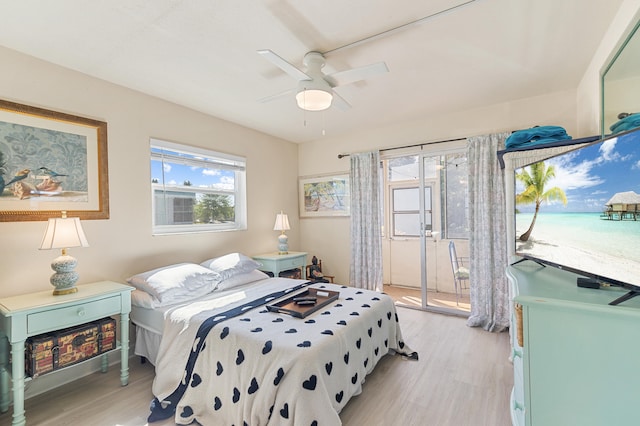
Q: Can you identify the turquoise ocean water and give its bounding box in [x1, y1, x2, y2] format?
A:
[515, 212, 640, 263]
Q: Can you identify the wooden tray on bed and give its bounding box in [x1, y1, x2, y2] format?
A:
[267, 288, 339, 318]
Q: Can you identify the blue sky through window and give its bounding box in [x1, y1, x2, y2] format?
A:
[516, 133, 640, 213]
[151, 148, 235, 191]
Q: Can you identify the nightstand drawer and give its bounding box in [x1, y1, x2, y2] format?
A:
[277, 257, 303, 270]
[27, 295, 121, 335]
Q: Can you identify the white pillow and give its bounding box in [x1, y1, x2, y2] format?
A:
[215, 269, 269, 292]
[130, 289, 158, 309]
[126, 263, 221, 306]
[200, 253, 261, 281]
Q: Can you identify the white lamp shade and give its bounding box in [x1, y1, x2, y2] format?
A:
[39, 217, 90, 250]
[296, 89, 333, 111]
[273, 213, 290, 232]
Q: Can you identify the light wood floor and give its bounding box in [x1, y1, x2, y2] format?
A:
[384, 284, 471, 313]
[0, 308, 512, 426]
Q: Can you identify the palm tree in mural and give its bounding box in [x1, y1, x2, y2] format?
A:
[515, 161, 567, 242]
[304, 180, 346, 211]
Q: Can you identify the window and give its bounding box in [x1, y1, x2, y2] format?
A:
[150, 138, 246, 235]
[384, 151, 468, 239]
[390, 186, 432, 237]
[172, 197, 194, 224]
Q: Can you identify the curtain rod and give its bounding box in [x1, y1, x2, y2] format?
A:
[337, 137, 467, 159]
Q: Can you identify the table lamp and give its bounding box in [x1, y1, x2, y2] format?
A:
[39, 211, 90, 295]
[273, 211, 290, 254]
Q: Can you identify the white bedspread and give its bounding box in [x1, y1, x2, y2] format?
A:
[149, 278, 416, 425]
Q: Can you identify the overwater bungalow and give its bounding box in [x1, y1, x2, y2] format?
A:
[603, 191, 640, 220]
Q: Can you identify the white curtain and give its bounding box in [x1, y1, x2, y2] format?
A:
[349, 151, 383, 292]
[466, 133, 510, 332]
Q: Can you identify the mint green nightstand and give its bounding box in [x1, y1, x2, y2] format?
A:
[0, 281, 132, 426]
[253, 252, 308, 280]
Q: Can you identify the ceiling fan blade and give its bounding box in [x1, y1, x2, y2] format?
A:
[258, 87, 297, 104]
[325, 61, 389, 87]
[257, 49, 311, 81]
[331, 90, 351, 111]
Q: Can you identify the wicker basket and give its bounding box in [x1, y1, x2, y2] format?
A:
[515, 303, 524, 347]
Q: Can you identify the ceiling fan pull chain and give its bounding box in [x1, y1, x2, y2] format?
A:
[322, 111, 326, 136]
[303, 94, 307, 127]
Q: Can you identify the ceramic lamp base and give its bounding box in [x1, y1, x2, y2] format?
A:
[50, 254, 79, 295]
[277, 233, 289, 255]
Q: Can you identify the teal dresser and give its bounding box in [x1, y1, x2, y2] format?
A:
[507, 262, 640, 426]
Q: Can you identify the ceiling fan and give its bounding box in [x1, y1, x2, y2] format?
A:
[257, 49, 389, 111]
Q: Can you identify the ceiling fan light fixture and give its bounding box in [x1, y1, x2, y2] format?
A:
[296, 88, 333, 111]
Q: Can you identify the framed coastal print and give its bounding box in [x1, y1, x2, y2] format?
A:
[299, 174, 350, 217]
[0, 99, 109, 221]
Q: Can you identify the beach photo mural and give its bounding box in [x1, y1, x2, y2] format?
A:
[514, 130, 640, 287]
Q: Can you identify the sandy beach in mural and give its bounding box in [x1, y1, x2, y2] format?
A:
[515, 213, 640, 287]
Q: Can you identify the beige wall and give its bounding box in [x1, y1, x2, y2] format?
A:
[0, 46, 300, 298]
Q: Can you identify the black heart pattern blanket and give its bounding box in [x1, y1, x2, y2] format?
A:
[148, 279, 417, 425]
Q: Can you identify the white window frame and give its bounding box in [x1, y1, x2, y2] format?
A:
[150, 138, 247, 235]
[382, 147, 467, 240]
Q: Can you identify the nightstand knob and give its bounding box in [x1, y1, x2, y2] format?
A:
[77, 308, 86, 317]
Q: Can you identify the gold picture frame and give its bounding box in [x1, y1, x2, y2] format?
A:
[299, 174, 350, 218]
[0, 99, 109, 221]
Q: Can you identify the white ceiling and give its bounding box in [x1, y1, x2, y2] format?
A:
[0, 0, 624, 143]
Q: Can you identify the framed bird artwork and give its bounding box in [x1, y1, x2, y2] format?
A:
[0, 99, 109, 221]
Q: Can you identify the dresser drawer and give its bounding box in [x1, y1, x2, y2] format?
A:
[27, 295, 121, 335]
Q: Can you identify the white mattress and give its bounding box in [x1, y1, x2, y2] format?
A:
[130, 290, 167, 335]
[130, 277, 307, 364]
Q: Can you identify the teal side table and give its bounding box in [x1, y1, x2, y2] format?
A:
[0, 281, 132, 426]
[252, 252, 308, 280]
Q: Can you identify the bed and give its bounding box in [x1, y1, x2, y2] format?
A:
[128, 254, 417, 425]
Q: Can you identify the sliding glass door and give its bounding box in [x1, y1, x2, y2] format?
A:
[383, 150, 470, 314]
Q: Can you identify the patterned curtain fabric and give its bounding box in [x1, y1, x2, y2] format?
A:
[349, 151, 383, 292]
[466, 133, 510, 332]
